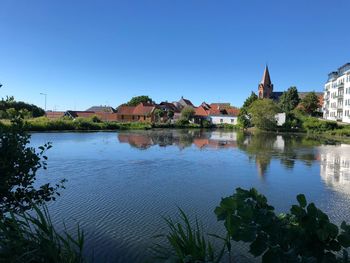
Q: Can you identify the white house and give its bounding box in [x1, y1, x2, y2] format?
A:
[209, 115, 238, 125]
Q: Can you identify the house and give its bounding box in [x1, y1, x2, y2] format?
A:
[64, 111, 96, 118]
[116, 102, 156, 122]
[86, 106, 116, 113]
[45, 111, 65, 119]
[193, 103, 239, 125]
[64, 110, 118, 121]
[172, 96, 195, 111]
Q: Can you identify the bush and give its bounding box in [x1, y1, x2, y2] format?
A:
[302, 117, 338, 133]
[215, 188, 350, 263]
[175, 119, 190, 127]
[0, 117, 65, 214]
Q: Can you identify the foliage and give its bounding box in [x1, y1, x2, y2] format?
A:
[0, 117, 65, 214]
[167, 110, 175, 119]
[0, 97, 45, 119]
[300, 92, 320, 116]
[0, 204, 85, 263]
[180, 106, 195, 121]
[89, 115, 102, 123]
[302, 116, 339, 133]
[248, 99, 279, 130]
[152, 208, 224, 263]
[154, 108, 165, 122]
[238, 92, 258, 129]
[278, 86, 300, 113]
[215, 187, 350, 263]
[126, 95, 154, 106]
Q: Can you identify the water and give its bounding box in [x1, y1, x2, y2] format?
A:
[30, 129, 350, 262]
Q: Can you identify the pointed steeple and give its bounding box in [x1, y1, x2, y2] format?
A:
[261, 65, 271, 85]
[258, 65, 274, 99]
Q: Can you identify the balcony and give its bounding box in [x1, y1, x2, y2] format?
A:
[338, 82, 344, 89]
[337, 104, 343, 109]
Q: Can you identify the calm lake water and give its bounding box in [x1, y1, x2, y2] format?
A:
[30, 129, 350, 262]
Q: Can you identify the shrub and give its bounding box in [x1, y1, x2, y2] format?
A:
[215, 188, 350, 263]
[0, 117, 65, 214]
[302, 117, 338, 133]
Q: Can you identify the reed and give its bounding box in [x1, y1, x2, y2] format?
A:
[0, 204, 85, 263]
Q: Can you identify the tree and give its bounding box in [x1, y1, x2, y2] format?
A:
[180, 106, 195, 122]
[238, 92, 258, 129]
[154, 108, 165, 122]
[300, 92, 320, 116]
[0, 117, 65, 214]
[0, 97, 45, 118]
[248, 99, 279, 130]
[278, 86, 300, 113]
[167, 110, 174, 119]
[126, 95, 154, 106]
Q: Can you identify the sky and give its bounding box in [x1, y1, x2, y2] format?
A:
[0, 0, 349, 111]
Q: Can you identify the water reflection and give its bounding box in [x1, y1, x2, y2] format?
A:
[320, 145, 350, 192]
[118, 129, 343, 178]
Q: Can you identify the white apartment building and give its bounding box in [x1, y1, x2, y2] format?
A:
[323, 63, 350, 123]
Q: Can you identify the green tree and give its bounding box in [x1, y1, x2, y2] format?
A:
[167, 110, 174, 119]
[278, 86, 300, 113]
[248, 99, 279, 130]
[0, 117, 65, 214]
[0, 97, 45, 118]
[154, 108, 165, 122]
[238, 92, 258, 129]
[180, 106, 195, 121]
[126, 95, 154, 106]
[300, 92, 320, 116]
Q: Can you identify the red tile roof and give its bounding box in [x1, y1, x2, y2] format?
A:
[117, 103, 155, 116]
[226, 108, 240, 116]
[194, 106, 209, 117]
[117, 106, 136, 115]
[133, 103, 155, 116]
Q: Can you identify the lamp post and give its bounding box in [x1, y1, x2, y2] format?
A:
[40, 93, 47, 111]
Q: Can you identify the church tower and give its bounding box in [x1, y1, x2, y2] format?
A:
[258, 65, 273, 99]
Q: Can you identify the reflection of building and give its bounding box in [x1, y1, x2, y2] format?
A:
[193, 131, 237, 149]
[319, 145, 350, 190]
[117, 130, 238, 150]
[118, 133, 153, 149]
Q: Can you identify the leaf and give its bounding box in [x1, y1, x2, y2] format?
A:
[249, 234, 268, 256]
[296, 194, 307, 208]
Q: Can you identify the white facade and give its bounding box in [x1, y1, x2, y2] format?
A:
[323, 63, 350, 123]
[209, 115, 238, 125]
[275, 113, 286, 126]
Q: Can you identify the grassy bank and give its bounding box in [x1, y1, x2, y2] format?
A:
[0, 117, 204, 131]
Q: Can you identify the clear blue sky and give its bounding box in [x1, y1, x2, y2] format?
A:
[0, 0, 349, 111]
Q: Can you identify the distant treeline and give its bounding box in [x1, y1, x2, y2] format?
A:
[0, 97, 45, 119]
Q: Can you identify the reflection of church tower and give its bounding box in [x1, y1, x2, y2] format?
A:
[258, 66, 274, 99]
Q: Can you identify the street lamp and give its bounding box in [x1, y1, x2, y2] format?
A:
[40, 93, 47, 111]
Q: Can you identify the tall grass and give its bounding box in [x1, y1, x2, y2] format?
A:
[0, 204, 85, 263]
[152, 208, 225, 263]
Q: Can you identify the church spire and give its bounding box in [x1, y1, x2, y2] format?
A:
[261, 65, 271, 86]
[258, 65, 274, 99]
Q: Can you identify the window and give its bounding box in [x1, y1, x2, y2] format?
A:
[121, 115, 124, 120]
[220, 119, 223, 123]
[231, 119, 234, 123]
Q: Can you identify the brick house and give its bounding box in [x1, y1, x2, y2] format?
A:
[116, 102, 156, 122]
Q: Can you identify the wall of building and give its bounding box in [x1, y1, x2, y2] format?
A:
[323, 65, 350, 123]
[209, 116, 238, 125]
